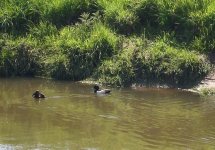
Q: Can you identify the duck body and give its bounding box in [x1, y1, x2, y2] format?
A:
[32, 90, 45, 99]
[94, 85, 111, 94]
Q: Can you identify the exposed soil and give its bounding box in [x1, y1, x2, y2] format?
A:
[194, 52, 215, 90]
[198, 71, 215, 88]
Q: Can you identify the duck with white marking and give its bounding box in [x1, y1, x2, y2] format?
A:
[93, 85, 111, 94]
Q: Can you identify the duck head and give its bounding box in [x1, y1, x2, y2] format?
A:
[32, 90, 45, 98]
[93, 85, 100, 93]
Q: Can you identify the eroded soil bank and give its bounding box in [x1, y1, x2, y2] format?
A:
[187, 52, 215, 95]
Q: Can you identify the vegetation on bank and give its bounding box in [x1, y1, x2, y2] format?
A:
[196, 87, 215, 96]
[0, 0, 214, 87]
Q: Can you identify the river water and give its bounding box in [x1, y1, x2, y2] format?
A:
[0, 77, 215, 150]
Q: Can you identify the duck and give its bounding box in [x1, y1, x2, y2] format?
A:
[32, 90, 45, 99]
[93, 85, 111, 94]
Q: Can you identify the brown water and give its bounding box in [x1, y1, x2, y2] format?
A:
[0, 78, 215, 150]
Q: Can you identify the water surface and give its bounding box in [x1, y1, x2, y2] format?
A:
[0, 78, 215, 150]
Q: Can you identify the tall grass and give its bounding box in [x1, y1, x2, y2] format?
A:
[0, 0, 98, 33]
[28, 21, 58, 41]
[97, 0, 138, 34]
[97, 38, 210, 87]
[41, 19, 118, 80]
[0, 35, 40, 76]
[189, 0, 215, 52]
[0, 0, 41, 33]
[43, 0, 98, 27]
[0, 0, 213, 87]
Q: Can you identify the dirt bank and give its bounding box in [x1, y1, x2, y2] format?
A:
[190, 52, 215, 94]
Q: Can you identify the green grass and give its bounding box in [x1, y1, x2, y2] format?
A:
[0, 0, 213, 87]
[96, 37, 210, 87]
[0, 35, 40, 76]
[39, 21, 118, 80]
[199, 88, 215, 96]
[97, 0, 138, 34]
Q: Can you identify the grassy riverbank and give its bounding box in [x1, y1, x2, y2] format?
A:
[0, 0, 214, 88]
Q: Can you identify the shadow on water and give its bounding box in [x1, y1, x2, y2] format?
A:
[0, 77, 215, 149]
